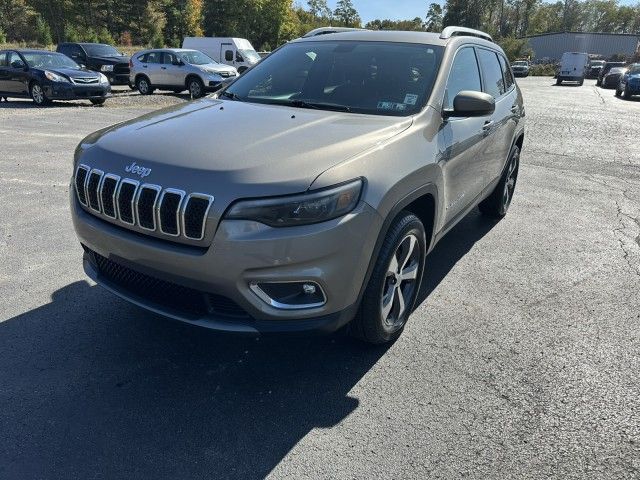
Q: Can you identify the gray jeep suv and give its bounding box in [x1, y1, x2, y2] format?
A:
[71, 27, 525, 344]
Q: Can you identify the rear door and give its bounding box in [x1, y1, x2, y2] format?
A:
[476, 48, 514, 186]
[4, 51, 29, 95]
[439, 46, 489, 225]
[142, 51, 163, 84]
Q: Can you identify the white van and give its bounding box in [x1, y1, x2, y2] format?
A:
[182, 37, 261, 73]
[556, 52, 589, 85]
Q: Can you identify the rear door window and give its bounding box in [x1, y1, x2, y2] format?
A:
[498, 54, 514, 90]
[477, 49, 506, 98]
[162, 52, 178, 65]
[146, 51, 162, 64]
[444, 47, 482, 110]
[0, 52, 7, 67]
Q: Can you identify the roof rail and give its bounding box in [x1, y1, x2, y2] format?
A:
[440, 26, 493, 42]
[302, 27, 366, 38]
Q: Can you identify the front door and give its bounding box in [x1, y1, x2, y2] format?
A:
[159, 52, 183, 86]
[3, 51, 29, 95]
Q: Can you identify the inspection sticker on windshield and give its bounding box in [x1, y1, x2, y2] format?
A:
[377, 101, 407, 112]
[403, 94, 419, 105]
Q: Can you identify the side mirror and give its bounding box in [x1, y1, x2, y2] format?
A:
[11, 61, 25, 69]
[444, 91, 495, 118]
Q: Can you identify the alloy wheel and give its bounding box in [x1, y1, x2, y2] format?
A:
[32, 84, 44, 104]
[189, 80, 202, 98]
[138, 79, 149, 94]
[380, 233, 420, 328]
[502, 150, 519, 212]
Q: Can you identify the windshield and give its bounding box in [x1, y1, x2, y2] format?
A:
[591, 60, 605, 66]
[239, 49, 261, 63]
[180, 50, 216, 65]
[513, 61, 528, 66]
[627, 65, 640, 74]
[225, 41, 443, 116]
[23, 52, 80, 69]
[83, 44, 122, 57]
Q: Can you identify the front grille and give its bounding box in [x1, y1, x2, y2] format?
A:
[86, 247, 249, 319]
[113, 64, 130, 75]
[72, 77, 99, 84]
[74, 164, 213, 242]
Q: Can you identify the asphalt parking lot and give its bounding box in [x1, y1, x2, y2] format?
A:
[1, 77, 639, 479]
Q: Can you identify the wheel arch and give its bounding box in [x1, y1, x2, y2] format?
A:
[185, 74, 204, 88]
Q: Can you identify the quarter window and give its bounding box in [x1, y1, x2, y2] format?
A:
[477, 49, 506, 98]
[498, 54, 514, 89]
[444, 47, 482, 110]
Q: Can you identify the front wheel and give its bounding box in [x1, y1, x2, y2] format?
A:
[479, 145, 520, 219]
[351, 211, 426, 344]
[30, 82, 50, 106]
[615, 86, 622, 97]
[187, 77, 204, 98]
[556, 79, 562, 86]
[624, 85, 633, 99]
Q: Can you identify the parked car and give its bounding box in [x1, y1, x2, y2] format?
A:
[182, 37, 260, 73]
[56, 42, 130, 86]
[587, 59, 605, 79]
[130, 48, 238, 97]
[511, 60, 530, 77]
[71, 26, 524, 344]
[615, 63, 640, 99]
[0, 49, 110, 106]
[556, 52, 589, 85]
[602, 66, 628, 89]
[596, 61, 626, 86]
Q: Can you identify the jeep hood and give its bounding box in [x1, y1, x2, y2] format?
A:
[79, 98, 412, 201]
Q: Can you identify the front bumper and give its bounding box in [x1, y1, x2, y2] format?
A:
[44, 82, 111, 100]
[71, 193, 382, 333]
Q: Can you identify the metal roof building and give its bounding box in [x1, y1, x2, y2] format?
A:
[524, 32, 640, 61]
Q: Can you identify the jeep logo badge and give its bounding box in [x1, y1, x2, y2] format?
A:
[125, 162, 152, 178]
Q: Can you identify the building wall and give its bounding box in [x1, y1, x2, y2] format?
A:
[525, 32, 640, 61]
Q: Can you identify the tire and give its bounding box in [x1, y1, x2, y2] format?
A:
[615, 86, 622, 97]
[30, 82, 50, 106]
[479, 145, 520, 219]
[624, 85, 632, 99]
[90, 98, 106, 106]
[350, 211, 426, 344]
[556, 79, 562, 85]
[187, 77, 204, 98]
[578, 79, 584, 86]
[136, 76, 153, 95]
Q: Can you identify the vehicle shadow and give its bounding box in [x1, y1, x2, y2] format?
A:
[0, 210, 492, 478]
[0, 281, 388, 479]
[416, 208, 499, 306]
[0, 99, 98, 109]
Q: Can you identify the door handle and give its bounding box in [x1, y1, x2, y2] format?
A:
[482, 120, 494, 131]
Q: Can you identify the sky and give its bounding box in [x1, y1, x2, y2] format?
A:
[323, 0, 638, 24]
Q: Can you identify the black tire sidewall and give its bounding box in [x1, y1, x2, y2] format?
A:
[136, 77, 151, 95]
[188, 78, 204, 98]
[30, 82, 47, 105]
[353, 212, 426, 344]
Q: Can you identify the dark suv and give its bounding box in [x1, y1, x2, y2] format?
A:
[596, 61, 626, 87]
[71, 27, 525, 344]
[57, 43, 130, 86]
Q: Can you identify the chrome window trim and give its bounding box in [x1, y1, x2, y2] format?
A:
[116, 178, 140, 225]
[87, 169, 104, 213]
[99, 174, 121, 219]
[249, 281, 327, 310]
[181, 193, 214, 241]
[157, 188, 186, 237]
[75, 164, 90, 206]
[135, 183, 162, 232]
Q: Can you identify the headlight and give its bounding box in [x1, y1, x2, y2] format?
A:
[225, 179, 363, 227]
[99, 73, 109, 84]
[44, 70, 69, 83]
[100, 65, 114, 72]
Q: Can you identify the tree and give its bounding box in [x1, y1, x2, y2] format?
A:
[307, 0, 331, 20]
[334, 0, 360, 27]
[425, 3, 443, 32]
[35, 14, 53, 45]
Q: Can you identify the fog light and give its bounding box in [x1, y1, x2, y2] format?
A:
[250, 281, 326, 310]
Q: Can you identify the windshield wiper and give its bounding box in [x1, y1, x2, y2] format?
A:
[219, 91, 242, 101]
[288, 99, 351, 113]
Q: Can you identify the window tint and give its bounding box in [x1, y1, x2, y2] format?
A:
[444, 47, 481, 110]
[225, 50, 234, 62]
[477, 49, 505, 98]
[0, 52, 7, 67]
[137, 54, 147, 63]
[146, 51, 162, 64]
[498, 54, 514, 89]
[68, 45, 85, 59]
[162, 52, 177, 65]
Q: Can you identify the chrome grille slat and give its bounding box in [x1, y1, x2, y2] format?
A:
[158, 189, 185, 236]
[182, 193, 214, 241]
[75, 168, 213, 242]
[87, 169, 104, 212]
[135, 184, 161, 231]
